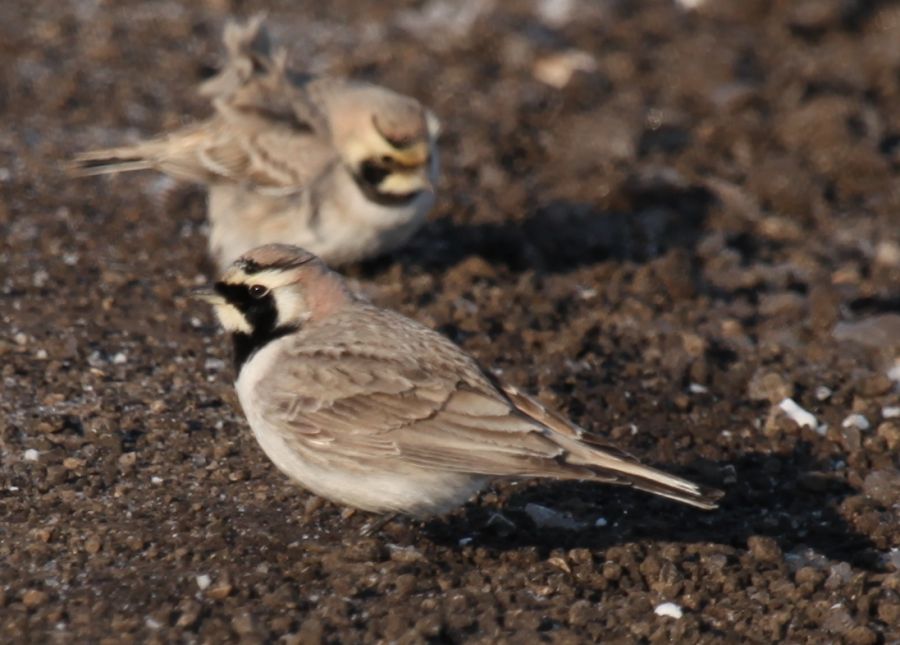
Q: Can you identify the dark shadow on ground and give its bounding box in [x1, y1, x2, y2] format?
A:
[420, 444, 880, 570]
[352, 179, 713, 276]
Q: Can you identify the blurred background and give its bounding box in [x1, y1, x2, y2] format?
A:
[1, 1, 899, 642]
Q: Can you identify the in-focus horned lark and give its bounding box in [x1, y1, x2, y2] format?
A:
[195, 244, 723, 522]
[71, 15, 440, 270]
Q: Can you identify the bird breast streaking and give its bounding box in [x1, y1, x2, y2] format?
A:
[71, 14, 440, 271]
[196, 244, 724, 521]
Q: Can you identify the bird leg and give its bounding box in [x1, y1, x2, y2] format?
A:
[360, 513, 399, 537]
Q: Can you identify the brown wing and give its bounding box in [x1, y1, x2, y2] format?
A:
[255, 351, 575, 477]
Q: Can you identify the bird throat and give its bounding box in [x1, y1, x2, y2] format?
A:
[351, 164, 422, 207]
[231, 325, 298, 374]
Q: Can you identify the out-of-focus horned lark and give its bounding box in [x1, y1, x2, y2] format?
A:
[71, 15, 440, 270]
[195, 244, 723, 524]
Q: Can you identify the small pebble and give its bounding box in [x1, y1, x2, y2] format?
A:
[841, 414, 870, 431]
[111, 352, 127, 365]
[195, 575, 211, 590]
[883, 406, 900, 419]
[778, 398, 817, 429]
[815, 386, 833, 401]
[24, 449, 39, 462]
[22, 589, 48, 607]
[654, 602, 683, 619]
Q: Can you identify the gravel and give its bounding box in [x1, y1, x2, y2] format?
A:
[1, 0, 899, 642]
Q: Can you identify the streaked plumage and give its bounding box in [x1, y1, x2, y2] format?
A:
[71, 15, 440, 270]
[196, 244, 723, 519]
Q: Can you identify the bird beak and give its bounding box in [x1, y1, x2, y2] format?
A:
[392, 140, 430, 167]
[192, 286, 226, 306]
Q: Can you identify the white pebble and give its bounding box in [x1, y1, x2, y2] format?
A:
[888, 361, 900, 383]
[145, 617, 161, 630]
[842, 414, 870, 431]
[14, 332, 27, 346]
[195, 574, 211, 590]
[688, 383, 708, 394]
[204, 358, 226, 372]
[814, 386, 832, 401]
[24, 449, 39, 462]
[111, 352, 127, 365]
[536, 0, 576, 27]
[594, 517, 608, 527]
[654, 602, 684, 619]
[883, 406, 900, 419]
[35, 349, 48, 360]
[151, 476, 163, 485]
[533, 49, 597, 88]
[778, 398, 817, 429]
[458, 537, 474, 546]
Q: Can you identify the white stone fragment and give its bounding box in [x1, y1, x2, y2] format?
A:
[888, 361, 900, 383]
[24, 449, 39, 462]
[533, 49, 597, 88]
[689, 383, 708, 394]
[535, 0, 576, 26]
[594, 517, 608, 527]
[196, 574, 211, 590]
[883, 406, 900, 419]
[204, 358, 226, 372]
[842, 414, 870, 431]
[654, 602, 684, 619]
[814, 386, 832, 401]
[151, 476, 163, 485]
[111, 352, 127, 365]
[778, 398, 817, 429]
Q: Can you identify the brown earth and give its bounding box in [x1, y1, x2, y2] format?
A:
[2, 0, 900, 643]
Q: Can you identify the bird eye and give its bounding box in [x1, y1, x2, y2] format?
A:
[249, 284, 268, 298]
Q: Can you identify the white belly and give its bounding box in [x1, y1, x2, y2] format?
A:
[235, 340, 486, 516]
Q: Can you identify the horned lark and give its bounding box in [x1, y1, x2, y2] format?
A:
[71, 15, 440, 270]
[195, 244, 723, 521]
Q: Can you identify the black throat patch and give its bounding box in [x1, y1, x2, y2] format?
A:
[214, 281, 298, 373]
[351, 159, 423, 207]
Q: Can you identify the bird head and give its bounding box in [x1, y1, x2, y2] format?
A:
[195, 245, 353, 339]
[330, 85, 440, 205]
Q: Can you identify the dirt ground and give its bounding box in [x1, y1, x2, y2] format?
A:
[1, 0, 899, 642]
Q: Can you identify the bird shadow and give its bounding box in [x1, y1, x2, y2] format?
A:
[355, 174, 712, 276]
[419, 443, 882, 571]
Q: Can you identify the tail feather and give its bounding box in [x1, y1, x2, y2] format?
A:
[67, 147, 155, 176]
[499, 383, 724, 510]
[552, 433, 723, 509]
